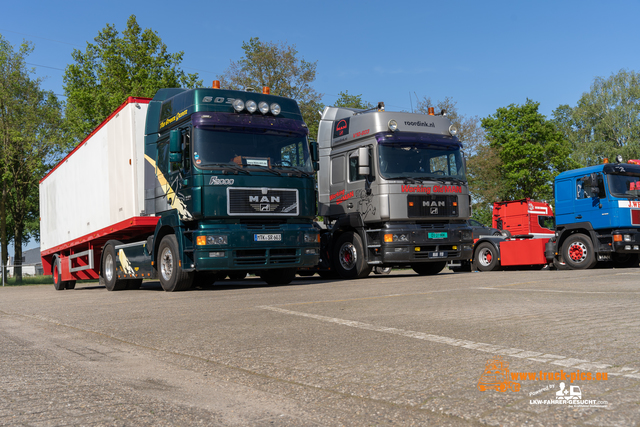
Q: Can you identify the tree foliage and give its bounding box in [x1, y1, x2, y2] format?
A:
[218, 37, 323, 139]
[63, 15, 201, 143]
[553, 69, 640, 166]
[482, 99, 578, 203]
[333, 90, 373, 109]
[0, 35, 67, 282]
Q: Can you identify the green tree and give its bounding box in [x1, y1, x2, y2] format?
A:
[553, 69, 640, 166]
[0, 35, 67, 282]
[482, 99, 577, 203]
[333, 90, 373, 109]
[63, 15, 201, 143]
[416, 95, 495, 221]
[218, 37, 323, 139]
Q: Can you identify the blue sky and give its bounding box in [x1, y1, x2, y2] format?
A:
[2, 0, 640, 252]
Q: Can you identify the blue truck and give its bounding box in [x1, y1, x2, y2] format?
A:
[553, 159, 640, 269]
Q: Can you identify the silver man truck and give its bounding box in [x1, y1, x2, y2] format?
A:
[312, 103, 474, 279]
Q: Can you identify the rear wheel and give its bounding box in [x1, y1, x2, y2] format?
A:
[562, 233, 596, 270]
[260, 268, 296, 285]
[474, 242, 500, 271]
[52, 258, 65, 291]
[334, 232, 372, 279]
[612, 253, 639, 268]
[157, 235, 193, 292]
[412, 261, 446, 276]
[101, 244, 127, 291]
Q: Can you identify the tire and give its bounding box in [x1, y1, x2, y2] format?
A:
[334, 232, 372, 279]
[612, 253, 639, 268]
[411, 261, 446, 276]
[373, 266, 392, 275]
[52, 258, 65, 291]
[260, 268, 296, 285]
[101, 244, 127, 291]
[562, 233, 596, 270]
[500, 230, 511, 238]
[297, 271, 316, 277]
[65, 281, 76, 290]
[157, 235, 193, 292]
[474, 242, 501, 271]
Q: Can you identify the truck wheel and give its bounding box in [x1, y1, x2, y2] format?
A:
[474, 242, 500, 271]
[52, 258, 65, 291]
[334, 232, 372, 279]
[373, 266, 392, 275]
[65, 281, 76, 290]
[612, 253, 639, 268]
[562, 233, 596, 269]
[101, 244, 127, 291]
[157, 235, 193, 292]
[411, 261, 446, 276]
[260, 268, 296, 285]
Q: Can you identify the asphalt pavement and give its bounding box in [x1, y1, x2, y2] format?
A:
[1, 268, 639, 426]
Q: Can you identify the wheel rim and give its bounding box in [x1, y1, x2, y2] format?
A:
[160, 247, 174, 281]
[568, 241, 587, 262]
[104, 253, 114, 282]
[478, 248, 493, 267]
[339, 242, 357, 270]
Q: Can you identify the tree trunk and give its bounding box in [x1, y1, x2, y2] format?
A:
[1, 180, 7, 282]
[13, 223, 23, 284]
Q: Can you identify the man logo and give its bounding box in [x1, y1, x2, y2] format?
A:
[249, 196, 280, 203]
[430, 207, 439, 214]
[261, 204, 270, 211]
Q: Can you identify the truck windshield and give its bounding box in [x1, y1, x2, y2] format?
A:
[378, 143, 466, 181]
[607, 173, 640, 198]
[192, 128, 313, 173]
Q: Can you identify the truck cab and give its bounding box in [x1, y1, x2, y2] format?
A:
[315, 104, 473, 279]
[554, 161, 640, 268]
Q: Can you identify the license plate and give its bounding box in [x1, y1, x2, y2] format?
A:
[254, 234, 282, 242]
[428, 232, 448, 239]
[428, 251, 447, 259]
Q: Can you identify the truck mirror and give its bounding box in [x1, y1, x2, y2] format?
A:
[170, 152, 182, 163]
[170, 129, 181, 153]
[309, 139, 319, 171]
[358, 146, 370, 176]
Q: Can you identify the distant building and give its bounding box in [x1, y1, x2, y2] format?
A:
[6, 247, 43, 277]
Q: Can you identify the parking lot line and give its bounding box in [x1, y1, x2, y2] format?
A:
[258, 305, 640, 380]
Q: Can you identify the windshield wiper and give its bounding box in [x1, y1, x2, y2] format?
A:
[207, 163, 251, 175]
[248, 165, 282, 176]
[392, 176, 423, 184]
[419, 176, 466, 185]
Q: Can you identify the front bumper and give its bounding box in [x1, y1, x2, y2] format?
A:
[370, 223, 474, 265]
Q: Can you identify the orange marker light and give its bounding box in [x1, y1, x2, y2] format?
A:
[453, 201, 458, 206]
[614, 235, 623, 242]
[262, 86, 271, 94]
[384, 234, 393, 243]
[197, 236, 207, 245]
[409, 201, 414, 207]
[212, 80, 221, 89]
[428, 107, 435, 116]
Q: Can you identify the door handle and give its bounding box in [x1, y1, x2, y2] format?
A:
[347, 203, 353, 209]
[575, 215, 582, 219]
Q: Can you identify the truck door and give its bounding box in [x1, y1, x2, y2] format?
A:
[328, 154, 346, 216]
[167, 127, 195, 221]
[347, 147, 374, 219]
[574, 173, 611, 228]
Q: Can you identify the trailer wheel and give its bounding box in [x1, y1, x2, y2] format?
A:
[65, 281, 76, 290]
[157, 235, 193, 292]
[260, 268, 296, 285]
[101, 244, 127, 291]
[334, 232, 372, 279]
[52, 258, 65, 291]
[475, 242, 500, 271]
[411, 261, 446, 276]
[562, 233, 596, 270]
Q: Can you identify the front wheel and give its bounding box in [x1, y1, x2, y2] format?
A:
[474, 242, 501, 271]
[157, 235, 193, 292]
[562, 233, 596, 270]
[412, 261, 446, 276]
[334, 232, 372, 279]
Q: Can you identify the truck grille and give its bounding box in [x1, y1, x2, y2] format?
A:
[228, 188, 298, 216]
[234, 249, 299, 266]
[407, 195, 458, 218]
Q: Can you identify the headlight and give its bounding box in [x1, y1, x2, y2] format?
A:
[624, 234, 632, 242]
[197, 235, 228, 245]
[232, 99, 245, 112]
[384, 233, 408, 242]
[388, 119, 398, 132]
[258, 101, 269, 114]
[304, 233, 319, 243]
[449, 125, 458, 136]
[246, 100, 257, 113]
[270, 103, 281, 115]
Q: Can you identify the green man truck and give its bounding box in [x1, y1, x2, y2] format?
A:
[311, 103, 474, 279]
[40, 83, 320, 292]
